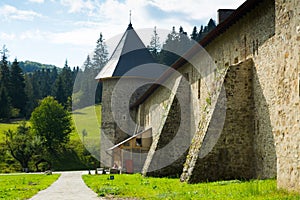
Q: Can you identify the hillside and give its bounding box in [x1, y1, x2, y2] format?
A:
[72, 104, 101, 160]
[18, 61, 60, 73]
[0, 105, 101, 172]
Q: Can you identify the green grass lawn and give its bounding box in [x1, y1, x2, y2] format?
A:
[71, 104, 101, 142]
[0, 121, 20, 140]
[0, 104, 101, 143]
[71, 105, 101, 162]
[0, 174, 60, 200]
[83, 174, 300, 200]
[0, 105, 101, 172]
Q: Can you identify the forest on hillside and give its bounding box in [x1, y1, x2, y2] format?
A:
[0, 20, 216, 172]
[0, 19, 216, 122]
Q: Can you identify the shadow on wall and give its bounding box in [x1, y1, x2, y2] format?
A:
[188, 59, 276, 183]
[252, 63, 277, 179]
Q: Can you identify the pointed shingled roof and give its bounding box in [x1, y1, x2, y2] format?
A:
[95, 23, 160, 80]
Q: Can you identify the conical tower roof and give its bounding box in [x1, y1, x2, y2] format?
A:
[95, 23, 161, 80]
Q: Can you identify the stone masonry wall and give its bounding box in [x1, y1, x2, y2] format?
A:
[203, 0, 278, 180]
[182, 0, 299, 191]
[101, 78, 152, 167]
[141, 75, 192, 176]
[273, 0, 300, 191]
[110, 0, 300, 191]
[188, 60, 255, 182]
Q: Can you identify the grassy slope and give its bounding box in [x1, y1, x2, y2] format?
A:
[83, 174, 300, 200]
[0, 122, 20, 140]
[71, 104, 101, 161]
[71, 104, 101, 142]
[0, 104, 101, 171]
[0, 105, 101, 142]
[0, 174, 60, 199]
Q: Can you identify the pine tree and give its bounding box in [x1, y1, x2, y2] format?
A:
[0, 86, 11, 121]
[0, 46, 10, 92]
[197, 25, 204, 41]
[10, 58, 26, 116]
[82, 55, 95, 107]
[207, 19, 216, 32]
[197, 19, 216, 41]
[92, 33, 109, 104]
[178, 26, 191, 52]
[84, 55, 92, 69]
[191, 26, 198, 41]
[53, 75, 65, 105]
[147, 26, 161, 61]
[24, 74, 35, 118]
[61, 60, 73, 100]
[160, 26, 192, 66]
[159, 26, 180, 66]
[0, 46, 11, 121]
[92, 33, 108, 70]
[53, 60, 73, 107]
[31, 70, 42, 101]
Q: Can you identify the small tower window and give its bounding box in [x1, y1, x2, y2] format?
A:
[184, 73, 189, 82]
[136, 138, 142, 147]
[198, 79, 201, 99]
[299, 73, 300, 97]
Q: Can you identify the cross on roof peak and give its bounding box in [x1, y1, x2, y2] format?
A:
[128, 10, 133, 30]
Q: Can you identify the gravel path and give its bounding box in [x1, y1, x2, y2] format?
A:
[29, 171, 103, 200]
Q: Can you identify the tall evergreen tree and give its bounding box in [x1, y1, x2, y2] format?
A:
[0, 46, 10, 91]
[147, 26, 161, 61]
[53, 60, 73, 107]
[61, 60, 73, 99]
[191, 26, 198, 41]
[178, 26, 191, 51]
[24, 74, 35, 118]
[0, 86, 11, 121]
[91, 33, 108, 104]
[159, 26, 180, 66]
[197, 19, 216, 41]
[207, 19, 216, 32]
[160, 26, 192, 66]
[197, 25, 204, 41]
[0, 46, 11, 120]
[10, 58, 26, 116]
[53, 75, 65, 105]
[92, 33, 108, 70]
[82, 55, 96, 107]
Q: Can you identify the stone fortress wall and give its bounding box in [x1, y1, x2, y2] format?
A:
[138, 0, 299, 191]
[199, 0, 300, 190]
[100, 0, 299, 192]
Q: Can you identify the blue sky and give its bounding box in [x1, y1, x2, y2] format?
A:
[0, 0, 245, 68]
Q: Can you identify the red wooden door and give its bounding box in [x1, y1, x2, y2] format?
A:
[125, 159, 133, 174]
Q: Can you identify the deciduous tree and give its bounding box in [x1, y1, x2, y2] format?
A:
[30, 96, 73, 153]
[5, 122, 42, 171]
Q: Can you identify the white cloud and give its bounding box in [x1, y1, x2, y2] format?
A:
[60, 0, 96, 13]
[28, 0, 45, 3]
[19, 30, 47, 40]
[49, 28, 98, 46]
[148, 0, 245, 21]
[13, 28, 96, 47]
[0, 5, 42, 21]
[0, 32, 16, 41]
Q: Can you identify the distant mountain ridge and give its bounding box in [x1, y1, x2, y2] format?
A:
[18, 60, 59, 73]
